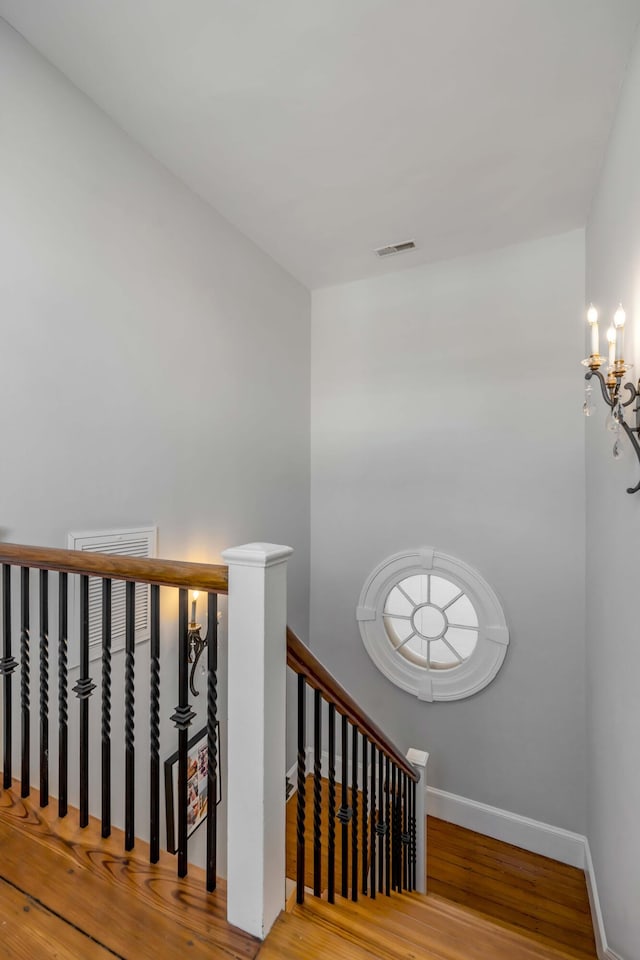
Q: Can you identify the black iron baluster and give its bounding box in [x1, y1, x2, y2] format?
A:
[351, 723, 358, 902]
[58, 573, 68, 818]
[361, 734, 368, 896]
[1, 565, 16, 791]
[402, 771, 409, 891]
[391, 763, 397, 891]
[149, 584, 160, 862]
[124, 582, 135, 850]
[377, 748, 384, 893]
[296, 674, 306, 904]
[20, 568, 30, 798]
[407, 773, 413, 891]
[385, 756, 391, 896]
[395, 767, 403, 893]
[339, 714, 349, 898]
[39, 570, 49, 807]
[171, 589, 195, 878]
[73, 574, 95, 828]
[369, 743, 376, 900]
[411, 779, 417, 891]
[101, 579, 112, 838]
[327, 702, 336, 904]
[313, 688, 322, 897]
[206, 591, 218, 892]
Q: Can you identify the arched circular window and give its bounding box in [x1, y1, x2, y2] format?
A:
[357, 548, 509, 702]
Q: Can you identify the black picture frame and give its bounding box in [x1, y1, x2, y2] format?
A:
[164, 723, 221, 855]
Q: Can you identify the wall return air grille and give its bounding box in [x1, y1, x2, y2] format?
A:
[375, 240, 416, 257]
[67, 526, 157, 663]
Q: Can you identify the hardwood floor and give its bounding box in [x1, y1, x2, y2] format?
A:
[275, 775, 596, 959]
[0, 775, 596, 959]
[0, 784, 259, 960]
[427, 817, 596, 960]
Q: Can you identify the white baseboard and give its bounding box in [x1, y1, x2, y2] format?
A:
[584, 839, 627, 960]
[426, 785, 586, 869]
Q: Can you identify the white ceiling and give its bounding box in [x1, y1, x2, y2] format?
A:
[1, 1, 639, 288]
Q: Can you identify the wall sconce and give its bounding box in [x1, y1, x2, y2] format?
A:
[188, 591, 221, 697]
[582, 303, 640, 494]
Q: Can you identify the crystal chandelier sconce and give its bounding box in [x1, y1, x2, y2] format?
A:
[582, 303, 640, 493]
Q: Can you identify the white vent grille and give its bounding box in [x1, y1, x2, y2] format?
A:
[68, 527, 157, 661]
[375, 240, 416, 258]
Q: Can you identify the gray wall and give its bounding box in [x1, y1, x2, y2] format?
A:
[585, 26, 640, 959]
[310, 230, 587, 833]
[0, 21, 310, 870]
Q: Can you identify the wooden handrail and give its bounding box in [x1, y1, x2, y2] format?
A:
[286, 627, 419, 783]
[0, 542, 228, 593]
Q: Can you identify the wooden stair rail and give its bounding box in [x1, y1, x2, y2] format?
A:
[0, 539, 226, 896]
[287, 627, 418, 783]
[0, 542, 228, 593]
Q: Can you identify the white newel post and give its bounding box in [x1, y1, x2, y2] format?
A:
[407, 748, 429, 894]
[223, 542, 293, 940]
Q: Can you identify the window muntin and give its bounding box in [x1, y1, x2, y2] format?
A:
[383, 573, 478, 670]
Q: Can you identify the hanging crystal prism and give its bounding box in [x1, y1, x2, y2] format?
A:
[606, 399, 624, 432]
[613, 437, 623, 460]
[583, 383, 595, 417]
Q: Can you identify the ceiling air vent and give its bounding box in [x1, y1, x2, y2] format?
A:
[375, 240, 416, 258]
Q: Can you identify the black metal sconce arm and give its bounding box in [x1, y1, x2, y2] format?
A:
[187, 625, 208, 697]
[585, 369, 640, 494]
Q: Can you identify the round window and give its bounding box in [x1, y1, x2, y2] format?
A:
[357, 548, 509, 702]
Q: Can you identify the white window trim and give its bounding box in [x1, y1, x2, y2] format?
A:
[356, 548, 509, 702]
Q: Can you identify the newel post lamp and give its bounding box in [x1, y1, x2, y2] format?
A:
[582, 303, 640, 493]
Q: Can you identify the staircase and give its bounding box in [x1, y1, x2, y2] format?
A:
[0, 540, 596, 958]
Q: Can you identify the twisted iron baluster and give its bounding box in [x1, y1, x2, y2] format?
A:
[361, 733, 368, 896]
[20, 568, 30, 798]
[1, 565, 17, 791]
[39, 570, 49, 807]
[351, 724, 358, 901]
[58, 573, 68, 817]
[149, 583, 160, 861]
[296, 674, 306, 904]
[101, 579, 112, 837]
[206, 591, 218, 892]
[74, 574, 95, 828]
[313, 689, 322, 897]
[327, 702, 336, 904]
[385, 756, 391, 896]
[411, 780, 417, 890]
[124, 581, 135, 850]
[369, 743, 376, 900]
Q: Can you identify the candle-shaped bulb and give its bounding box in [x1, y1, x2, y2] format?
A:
[587, 303, 599, 356]
[607, 325, 616, 368]
[614, 304, 626, 362]
[191, 590, 199, 624]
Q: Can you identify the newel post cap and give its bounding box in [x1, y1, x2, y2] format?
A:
[222, 542, 293, 569]
[406, 747, 429, 771]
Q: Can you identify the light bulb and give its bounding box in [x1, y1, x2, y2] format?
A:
[606, 326, 616, 344]
[614, 304, 626, 328]
[587, 304, 598, 325]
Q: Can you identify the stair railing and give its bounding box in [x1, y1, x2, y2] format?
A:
[287, 627, 427, 906]
[0, 541, 226, 891]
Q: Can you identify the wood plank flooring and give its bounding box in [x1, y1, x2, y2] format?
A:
[0, 775, 596, 960]
[427, 817, 596, 959]
[277, 775, 596, 960]
[0, 784, 259, 960]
